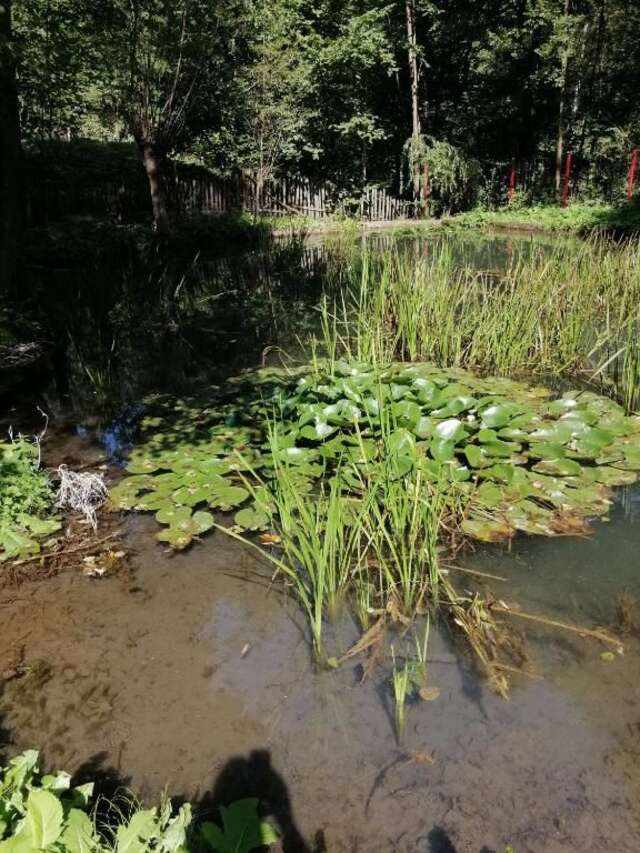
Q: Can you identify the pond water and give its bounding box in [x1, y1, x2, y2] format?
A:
[1, 230, 639, 853]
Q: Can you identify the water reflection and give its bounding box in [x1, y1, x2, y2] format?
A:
[8, 230, 568, 422]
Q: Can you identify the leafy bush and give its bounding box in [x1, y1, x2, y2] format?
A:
[422, 139, 481, 215]
[0, 751, 279, 853]
[0, 440, 61, 562]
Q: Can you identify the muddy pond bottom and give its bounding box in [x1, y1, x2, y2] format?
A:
[2, 494, 640, 853]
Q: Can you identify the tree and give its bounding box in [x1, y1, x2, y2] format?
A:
[234, 0, 316, 210]
[92, 0, 252, 231]
[0, 0, 22, 288]
[12, 0, 93, 140]
[303, 1, 397, 189]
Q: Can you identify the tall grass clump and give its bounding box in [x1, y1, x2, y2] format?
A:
[361, 466, 445, 616]
[318, 236, 640, 410]
[263, 431, 371, 662]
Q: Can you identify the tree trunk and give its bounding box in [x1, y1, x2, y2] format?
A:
[406, 0, 420, 140]
[0, 0, 23, 288]
[405, 0, 422, 204]
[577, 0, 607, 158]
[554, 0, 571, 198]
[141, 144, 170, 233]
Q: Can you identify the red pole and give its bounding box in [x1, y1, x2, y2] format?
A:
[627, 148, 638, 201]
[508, 162, 517, 203]
[561, 152, 572, 208]
[422, 160, 429, 217]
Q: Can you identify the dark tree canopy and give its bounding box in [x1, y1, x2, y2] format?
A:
[9, 0, 640, 224]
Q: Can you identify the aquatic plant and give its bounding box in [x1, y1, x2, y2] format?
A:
[111, 361, 640, 549]
[390, 646, 410, 742]
[361, 467, 444, 614]
[110, 360, 640, 681]
[0, 750, 278, 853]
[320, 237, 640, 405]
[0, 439, 61, 562]
[261, 441, 367, 660]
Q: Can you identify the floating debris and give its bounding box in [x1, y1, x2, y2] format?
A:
[57, 465, 108, 530]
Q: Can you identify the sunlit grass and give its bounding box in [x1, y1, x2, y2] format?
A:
[317, 236, 640, 411]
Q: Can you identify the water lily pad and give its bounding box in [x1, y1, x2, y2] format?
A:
[527, 442, 567, 460]
[393, 400, 422, 427]
[192, 511, 215, 533]
[126, 457, 163, 474]
[461, 516, 513, 542]
[430, 439, 456, 463]
[387, 429, 416, 456]
[593, 466, 637, 486]
[208, 485, 251, 510]
[431, 395, 476, 418]
[433, 418, 466, 443]
[479, 403, 524, 429]
[172, 486, 211, 507]
[155, 505, 192, 526]
[413, 416, 434, 440]
[156, 526, 192, 549]
[532, 458, 583, 477]
[463, 445, 495, 469]
[234, 505, 270, 530]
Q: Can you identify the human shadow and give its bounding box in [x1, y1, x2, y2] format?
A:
[72, 751, 133, 829]
[427, 826, 459, 852]
[195, 748, 317, 853]
[424, 825, 498, 853]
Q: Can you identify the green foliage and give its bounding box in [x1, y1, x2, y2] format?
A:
[110, 357, 640, 663]
[446, 202, 640, 235]
[113, 360, 640, 551]
[199, 800, 278, 853]
[422, 139, 482, 215]
[0, 752, 278, 853]
[11, 0, 640, 208]
[326, 237, 640, 401]
[0, 440, 60, 562]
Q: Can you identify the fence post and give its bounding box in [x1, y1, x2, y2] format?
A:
[561, 152, 572, 208]
[508, 162, 517, 203]
[627, 148, 638, 201]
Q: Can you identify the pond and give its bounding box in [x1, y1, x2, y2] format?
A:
[1, 229, 639, 853]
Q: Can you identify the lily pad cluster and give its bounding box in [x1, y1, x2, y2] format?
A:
[110, 361, 640, 548]
[0, 440, 61, 561]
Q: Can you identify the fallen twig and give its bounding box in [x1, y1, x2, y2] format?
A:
[491, 604, 624, 652]
[8, 533, 119, 567]
[443, 564, 508, 582]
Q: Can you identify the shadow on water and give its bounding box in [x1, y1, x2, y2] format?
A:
[194, 749, 317, 853]
[422, 826, 498, 853]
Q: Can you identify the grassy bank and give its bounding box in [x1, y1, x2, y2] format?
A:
[442, 201, 640, 235]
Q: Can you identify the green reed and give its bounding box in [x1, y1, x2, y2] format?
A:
[319, 236, 640, 411]
[391, 645, 410, 741]
[266, 431, 372, 662]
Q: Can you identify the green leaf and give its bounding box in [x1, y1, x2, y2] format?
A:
[116, 809, 158, 853]
[60, 809, 97, 853]
[157, 804, 192, 853]
[433, 418, 465, 443]
[234, 506, 270, 531]
[429, 439, 456, 463]
[24, 789, 63, 849]
[199, 799, 278, 853]
[479, 403, 523, 429]
[155, 506, 192, 526]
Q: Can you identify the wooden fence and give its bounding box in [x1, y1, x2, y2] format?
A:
[172, 171, 413, 222]
[26, 162, 414, 226]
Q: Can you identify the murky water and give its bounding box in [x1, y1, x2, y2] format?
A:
[2, 230, 639, 852]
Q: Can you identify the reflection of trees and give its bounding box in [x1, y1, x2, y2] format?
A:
[20, 238, 332, 416]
